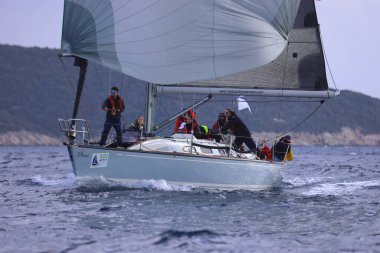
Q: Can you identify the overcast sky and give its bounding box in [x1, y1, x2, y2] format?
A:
[0, 0, 379, 99]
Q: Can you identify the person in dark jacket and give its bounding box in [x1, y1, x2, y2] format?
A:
[213, 112, 227, 132]
[128, 116, 145, 139]
[272, 135, 292, 161]
[211, 112, 227, 142]
[221, 108, 265, 159]
[128, 116, 144, 132]
[99, 86, 125, 146]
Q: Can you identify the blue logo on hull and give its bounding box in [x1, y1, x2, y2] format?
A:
[92, 155, 98, 166]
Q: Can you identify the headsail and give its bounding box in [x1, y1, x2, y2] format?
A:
[61, 0, 300, 85]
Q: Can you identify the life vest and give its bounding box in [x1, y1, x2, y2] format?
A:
[260, 146, 272, 161]
[173, 110, 197, 133]
[109, 95, 123, 110]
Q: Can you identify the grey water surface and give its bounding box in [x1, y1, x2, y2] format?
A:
[0, 146, 379, 253]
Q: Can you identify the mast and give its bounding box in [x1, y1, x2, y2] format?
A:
[144, 83, 157, 134]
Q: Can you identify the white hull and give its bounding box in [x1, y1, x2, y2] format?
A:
[68, 138, 284, 190]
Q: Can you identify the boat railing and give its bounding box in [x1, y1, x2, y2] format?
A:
[58, 118, 92, 144]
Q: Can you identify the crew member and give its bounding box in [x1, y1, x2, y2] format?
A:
[212, 112, 227, 142]
[173, 109, 197, 133]
[272, 135, 292, 161]
[99, 86, 125, 146]
[221, 108, 265, 159]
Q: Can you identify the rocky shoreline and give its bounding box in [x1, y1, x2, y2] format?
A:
[0, 128, 379, 146]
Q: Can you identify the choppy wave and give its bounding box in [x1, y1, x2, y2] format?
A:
[302, 180, 380, 196]
[154, 229, 221, 246]
[2, 146, 380, 253]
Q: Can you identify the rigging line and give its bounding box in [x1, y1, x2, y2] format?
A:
[155, 91, 164, 131]
[319, 25, 338, 90]
[108, 68, 112, 95]
[120, 75, 126, 94]
[189, 86, 197, 154]
[179, 87, 184, 111]
[59, 57, 90, 121]
[262, 101, 325, 145]
[120, 75, 128, 126]
[59, 57, 76, 94]
[211, 0, 217, 79]
[156, 87, 173, 128]
[93, 63, 105, 91]
[263, 45, 289, 145]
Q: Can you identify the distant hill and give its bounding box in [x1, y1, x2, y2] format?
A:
[1, 44, 379, 145]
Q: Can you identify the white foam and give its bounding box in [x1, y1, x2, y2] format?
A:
[31, 174, 76, 188]
[127, 179, 192, 191]
[76, 176, 192, 192]
[302, 180, 380, 196]
[284, 177, 327, 187]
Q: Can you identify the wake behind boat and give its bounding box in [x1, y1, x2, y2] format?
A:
[58, 0, 339, 190]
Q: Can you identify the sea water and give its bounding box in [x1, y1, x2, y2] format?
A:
[0, 146, 379, 253]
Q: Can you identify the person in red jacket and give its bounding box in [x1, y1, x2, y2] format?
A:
[99, 86, 125, 146]
[173, 109, 197, 133]
[177, 115, 202, 138]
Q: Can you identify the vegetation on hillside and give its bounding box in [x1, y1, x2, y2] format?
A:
[1, 44, 379, 145]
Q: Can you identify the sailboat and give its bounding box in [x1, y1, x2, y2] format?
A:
[58, 0, 339, 190]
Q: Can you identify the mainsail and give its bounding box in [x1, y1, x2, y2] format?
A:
[61, 0, 337, 98]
